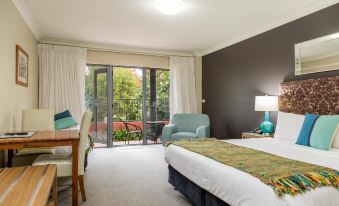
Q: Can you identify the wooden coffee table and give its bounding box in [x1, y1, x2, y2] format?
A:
[0, 165, 57, 206]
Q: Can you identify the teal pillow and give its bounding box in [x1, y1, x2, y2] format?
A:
[55, 117, 77, 130]
[55, 110, 72, 121]
[296, 114, 320, 146]
[310, 115, 339, 150]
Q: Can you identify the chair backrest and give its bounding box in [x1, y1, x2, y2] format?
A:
[123, 121, 130, 132]
[78, 111, 92, 174]
[22, 109, 55, 131]
[171, 114, 210, 133]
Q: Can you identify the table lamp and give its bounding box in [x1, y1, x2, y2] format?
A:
[255, 95, 278, 134]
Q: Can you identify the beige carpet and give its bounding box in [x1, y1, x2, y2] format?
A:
[57, 144, 192, 206]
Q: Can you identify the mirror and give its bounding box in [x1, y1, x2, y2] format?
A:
[295, 32, 339, 75]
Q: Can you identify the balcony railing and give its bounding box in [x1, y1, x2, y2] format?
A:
[93, 98, 170, 122]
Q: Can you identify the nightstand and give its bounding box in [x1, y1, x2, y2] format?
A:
[242, 132, 273, 139]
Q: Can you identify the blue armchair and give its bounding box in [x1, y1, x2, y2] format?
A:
[162, 114, 210, 146]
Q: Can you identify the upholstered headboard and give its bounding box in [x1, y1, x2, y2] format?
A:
[279, 76, 339, 115]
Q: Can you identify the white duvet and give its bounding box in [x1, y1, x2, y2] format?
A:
[165, 138, 339, 206]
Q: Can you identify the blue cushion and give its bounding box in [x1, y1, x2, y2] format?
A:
[55, 117, 77, 130]
[310, 115, 339, 151]
[296, 114, 320, 146]
[54, 110, 72, 121]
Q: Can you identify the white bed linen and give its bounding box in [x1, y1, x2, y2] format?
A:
[165, 138, 339, 206]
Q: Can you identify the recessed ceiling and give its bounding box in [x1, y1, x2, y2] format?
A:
[15, 0, 339, 55]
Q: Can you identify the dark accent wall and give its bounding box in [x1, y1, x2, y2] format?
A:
[202, 4, 339, 139]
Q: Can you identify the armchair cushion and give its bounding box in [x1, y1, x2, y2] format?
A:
[33, 153, 75, 177]
[16, 148, 56, 156]
[171, 132, 197, 140]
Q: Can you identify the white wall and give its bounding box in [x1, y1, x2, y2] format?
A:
[0, 0, 39, 166]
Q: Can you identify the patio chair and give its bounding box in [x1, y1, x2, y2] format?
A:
[147, 122, 165, 143]
[123, 121, 143, 144]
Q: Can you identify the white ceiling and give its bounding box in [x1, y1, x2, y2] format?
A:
[15, 0, 339, 55]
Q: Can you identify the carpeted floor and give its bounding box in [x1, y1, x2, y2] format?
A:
[57, 144, 192, 206]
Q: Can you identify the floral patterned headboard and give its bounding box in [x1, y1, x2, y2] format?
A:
[279, 76, 339, 115]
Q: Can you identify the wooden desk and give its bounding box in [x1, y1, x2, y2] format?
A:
[0, 130, 79, 206]
[0, 165, 57, 206]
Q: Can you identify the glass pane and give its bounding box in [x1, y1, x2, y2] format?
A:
[85, 65, 107, 147]
[146, 69, 170, 144]
[112, 67, 143, 145]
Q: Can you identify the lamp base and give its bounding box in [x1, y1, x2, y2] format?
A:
[260, 121, 274, 134]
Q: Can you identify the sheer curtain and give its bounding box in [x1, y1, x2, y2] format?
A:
[170, 56, 198, 117]
[38, 44, 87, 122]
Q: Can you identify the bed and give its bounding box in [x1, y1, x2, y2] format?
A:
[165, 76, 339, 206]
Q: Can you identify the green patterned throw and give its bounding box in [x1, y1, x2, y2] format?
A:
[166, 139, 339, 197]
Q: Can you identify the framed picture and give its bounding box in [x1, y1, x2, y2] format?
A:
[16, 45, 29, 87]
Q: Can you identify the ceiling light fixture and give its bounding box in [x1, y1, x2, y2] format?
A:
[154, 0, 185, 15]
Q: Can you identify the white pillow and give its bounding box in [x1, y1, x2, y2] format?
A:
[274, 111, 305, 143]
[331, 125, 339, 149]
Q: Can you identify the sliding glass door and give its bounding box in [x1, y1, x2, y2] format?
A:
[86, 65, 113, 147]
[85, 65, 169, 147]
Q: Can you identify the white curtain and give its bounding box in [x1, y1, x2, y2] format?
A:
[170, 56, 197, 117]
[38, 44, 87, 122]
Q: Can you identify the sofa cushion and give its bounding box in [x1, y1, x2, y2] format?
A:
[171, 132, 197, 140]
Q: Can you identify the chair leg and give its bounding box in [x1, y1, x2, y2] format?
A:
[79, 175, 86, 201]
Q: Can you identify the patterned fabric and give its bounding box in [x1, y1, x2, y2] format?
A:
[167, 139, 339, 197]
[279, 76, 339, 115]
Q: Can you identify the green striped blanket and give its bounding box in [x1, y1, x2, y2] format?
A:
[166, 139, 339, 197]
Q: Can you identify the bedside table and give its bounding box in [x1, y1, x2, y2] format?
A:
[242, 132, 273, 139]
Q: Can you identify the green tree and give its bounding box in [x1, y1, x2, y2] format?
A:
[85, 66, 170, 122]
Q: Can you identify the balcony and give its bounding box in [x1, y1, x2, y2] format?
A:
[89, 98, 170, 146]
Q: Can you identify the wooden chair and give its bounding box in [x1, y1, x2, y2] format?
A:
[122, 121, 143, 144]
[33, 111, 92, 201]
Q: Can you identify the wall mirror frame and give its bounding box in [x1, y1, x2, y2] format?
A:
[295, 32, 339, 75]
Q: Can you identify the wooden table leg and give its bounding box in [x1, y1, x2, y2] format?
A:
[8, 149, 13, 167]
[72, 141, 79, 206]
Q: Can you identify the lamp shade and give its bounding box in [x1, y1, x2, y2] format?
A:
[255, 96, 278, 111]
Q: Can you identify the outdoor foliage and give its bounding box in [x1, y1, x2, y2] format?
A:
[85, 66, 170, 123]
[113, 130, 142, 141]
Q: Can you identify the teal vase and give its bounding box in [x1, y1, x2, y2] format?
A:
[260, 111, 274, 134]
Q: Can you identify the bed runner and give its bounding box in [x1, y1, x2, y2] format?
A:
[166, 139, 339, 197]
